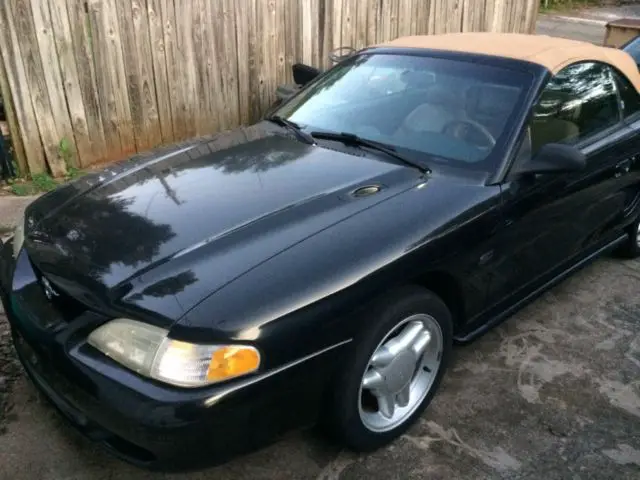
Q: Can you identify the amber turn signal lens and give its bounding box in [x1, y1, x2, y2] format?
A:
[206, 346, 260, 381]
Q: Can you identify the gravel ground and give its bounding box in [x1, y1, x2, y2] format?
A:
[0, 303, 21, 436]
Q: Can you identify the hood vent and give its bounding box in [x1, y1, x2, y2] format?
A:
[352, 185, 381, 197]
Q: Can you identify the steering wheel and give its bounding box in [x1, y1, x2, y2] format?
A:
[441, 119, 496, 149]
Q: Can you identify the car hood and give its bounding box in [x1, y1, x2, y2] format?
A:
[24, 123, 423, 319]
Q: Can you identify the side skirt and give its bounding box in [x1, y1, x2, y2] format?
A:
[453, 234, 627, 344]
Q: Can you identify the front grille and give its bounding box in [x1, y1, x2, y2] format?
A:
[28, 258, 88, 323]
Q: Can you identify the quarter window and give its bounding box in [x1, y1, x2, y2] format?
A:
[528, 62, 621, 154]
[612, 70, 640, 118]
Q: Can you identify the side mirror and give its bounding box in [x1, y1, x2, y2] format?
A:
[515, 143, 586, 176]
[292, 63, 321, 86]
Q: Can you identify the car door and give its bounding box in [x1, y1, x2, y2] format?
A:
[484, 61, 638, 311]
[613, 66, 640, 219]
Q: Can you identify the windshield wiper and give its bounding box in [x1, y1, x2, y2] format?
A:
[309, 131, 429, 173]
[266, 115, 315, 145]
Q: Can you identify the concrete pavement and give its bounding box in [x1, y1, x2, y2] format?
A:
[536, 15, 607, 44]
[0, 196, 38, 237]
[536, 3, 640, 45]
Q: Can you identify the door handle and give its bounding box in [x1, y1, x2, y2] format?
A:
[615, 159, 632, 177]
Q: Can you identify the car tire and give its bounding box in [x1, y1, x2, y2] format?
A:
[614, 218, 640, 259]
[328, 285, 453, 452]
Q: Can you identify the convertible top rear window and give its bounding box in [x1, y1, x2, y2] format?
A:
[275, 52, 532, 172]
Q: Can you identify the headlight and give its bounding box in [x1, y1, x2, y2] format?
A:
[12, 213, 25, 258]
[87, 319, 260, 387]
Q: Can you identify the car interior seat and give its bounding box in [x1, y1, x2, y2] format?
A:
[395, 83, 465, 137]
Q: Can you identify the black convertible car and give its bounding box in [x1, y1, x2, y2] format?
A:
[2, 33, 640, 470]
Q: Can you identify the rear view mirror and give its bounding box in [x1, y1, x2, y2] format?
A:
[515, 143, 586, 175]
[292, 63, 321, 86]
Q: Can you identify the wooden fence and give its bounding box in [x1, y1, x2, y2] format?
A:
[0, 0, 539, 177]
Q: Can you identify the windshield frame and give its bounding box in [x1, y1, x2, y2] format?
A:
[271, 47, 542, 182]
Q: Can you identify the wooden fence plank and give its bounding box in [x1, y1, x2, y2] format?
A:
[428, 0, 437, 33]
[408, 0, 418, 35]
[207, 0, 228, 131]
[491, 0, 505, 32]
[66, 0, 106, 166]
[462, 0, 482, 32]
[528, 0, 539, 33]
[131, 0, 162, 149]
[332, 0, 343, 50]
[259, 0, 277, 111]
[356, 0, 368, 48]
[0, 2, 36, 175]
[247, 0, 263, 120]
[397, 0, 413, 37]
[390, 0, 400, 40]
[147, 0, 174, 142]
[517, 0, 527, 33]
[116, 0, 146, 150]
[87, 0, 136, 161]
[275, 0, 288, 87]
[103, 0, 135, 153]
[192, 0, 211, 134]
[367, 0, 380, 44]
[320, 0, 333, 68]
[380, 0, 393, 41]
[175, 0, 197, 137]
[31, 0, 79, 170]
[86, 0, 120, 156]
[505, 0, 514, 33]
[48, 0, 92, 167]
[159, 0, 185, 140]
[285, 0, 301, 74]
[234, 0, 251, 125]
[222, 0, 242, 128]
[13, 0, 66, 175]
[416, 0, 430, 35]
[524, 0, 537, 33]
[341, 0, 355, 50]
[301, 0, 319, 66]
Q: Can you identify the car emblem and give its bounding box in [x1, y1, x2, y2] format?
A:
[41, 276, 59, 301]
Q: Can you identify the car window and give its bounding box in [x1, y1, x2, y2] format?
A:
[274, 53, 531, 173]
[622, 35, 640, 66]
[528, 62, 621, 155]
[612, 69, 640, 118]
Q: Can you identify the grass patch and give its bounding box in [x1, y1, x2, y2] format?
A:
[3, 167, 86, 196]
[31, 172, 58, 192]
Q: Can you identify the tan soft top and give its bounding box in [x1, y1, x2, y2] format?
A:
[378, 33, 640, 91]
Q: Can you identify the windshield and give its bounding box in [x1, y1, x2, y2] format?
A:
[274, 53, 531, 172]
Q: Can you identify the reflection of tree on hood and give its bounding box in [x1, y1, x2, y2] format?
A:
[209, 146, 300, 175]
[39, 194, 175, 280]
[128, 271, 198, 301]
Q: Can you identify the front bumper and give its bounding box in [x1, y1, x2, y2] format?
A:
[0, 239, 346, 470]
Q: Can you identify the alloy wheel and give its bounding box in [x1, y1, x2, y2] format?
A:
[358, 314, 443, 432]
